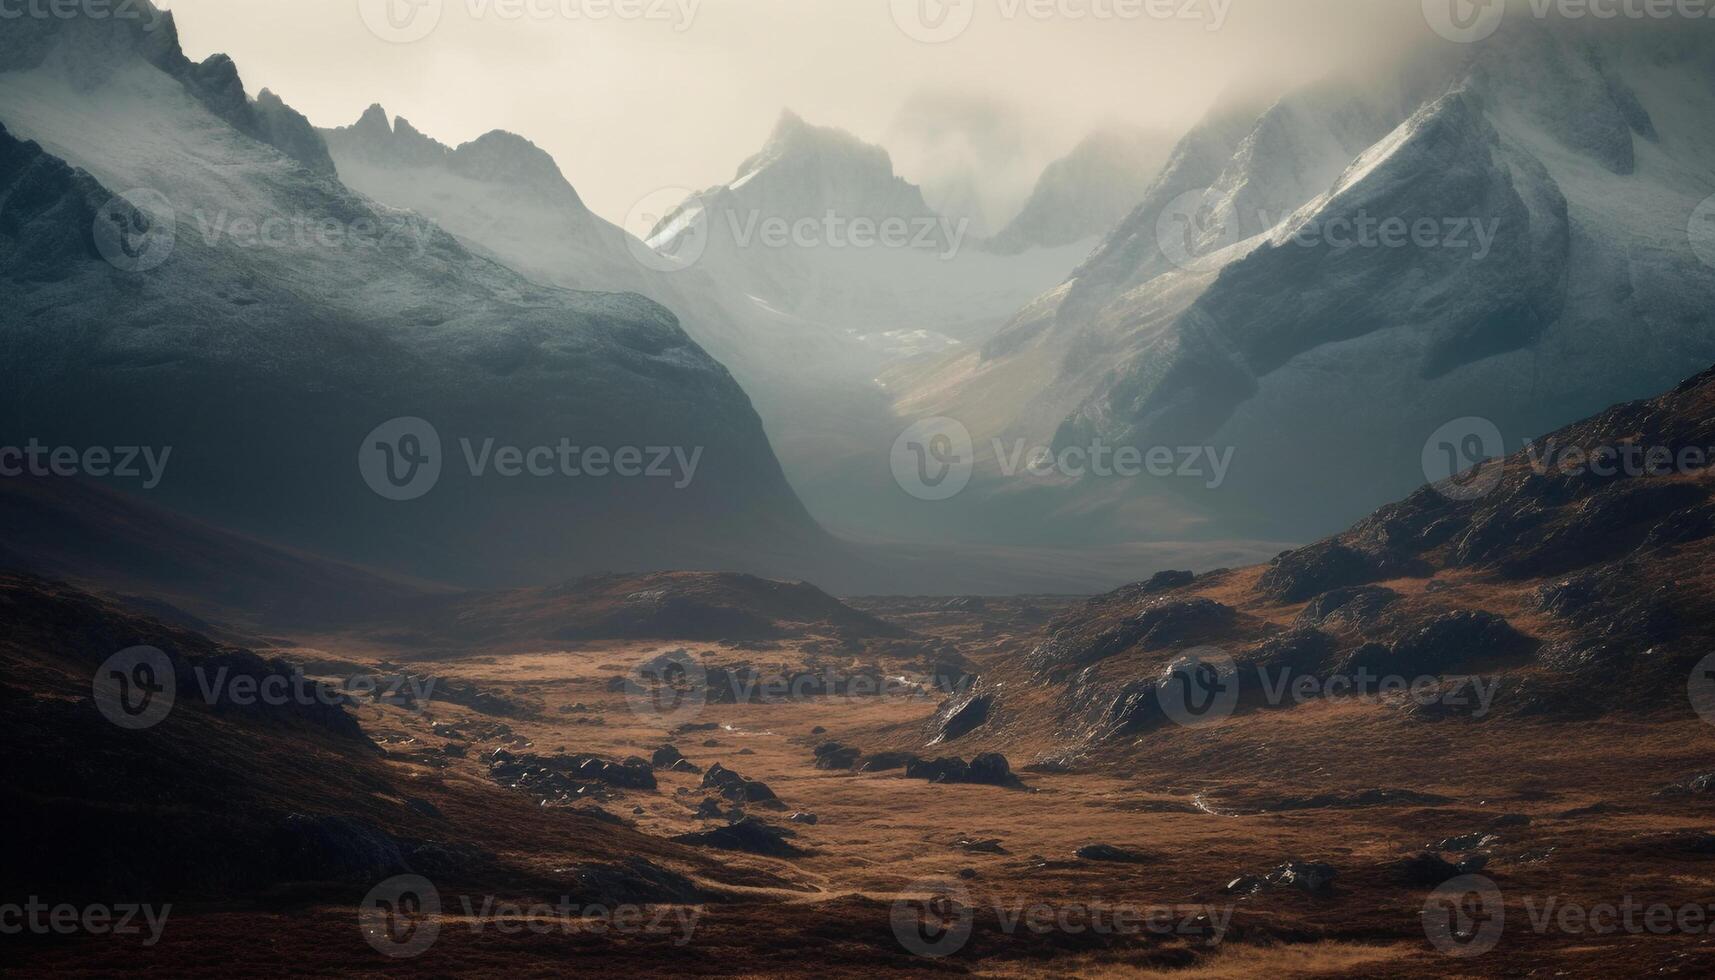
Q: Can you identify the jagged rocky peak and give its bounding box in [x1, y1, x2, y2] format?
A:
[743, 109, 893, 173]
[724, 108, 933, 214]
[325, 107, 579, 201]
[328, 104, 446, 168]
[0, 0, 334, 174]
[252, 89, 337, 175]
[448, 129, 577, 194]
[989, 124, 1173, 253]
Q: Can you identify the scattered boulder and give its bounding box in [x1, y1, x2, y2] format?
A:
[1656, 772, 1715, 797]
[650, 745, 685, 769]
[671, 817, 802, 857]
[1390, 851, 1486, 886]
[271, 814, 407, 884]
[702, 763, 782, 807]
[1391, 611, 1533, 675]
[1259, 543, 1401, 602]
[789, 811, 818, 825]
[857, 751, 920, 772]
[1224, 862, 1338, 896]
[952, 837, 1006, 854]
[488, 752, 657, 803]
[1265, 861, 1337, 893]
[906, 756, 968, 783]
[812, 742, 861, 770]
[1431, 832, 1501, 852]
[904, 753, 1019, 788]
[1075, 844, 1150, 864]
[1295, 586, 1398, 627]
[935, 691, 993, 742]
[1250, 628, 1336, 677]
[966, 753, 1016, 787]
[1131, 597, 1237, 650]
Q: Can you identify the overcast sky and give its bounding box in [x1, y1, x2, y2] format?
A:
[159, 0, 1423, 224]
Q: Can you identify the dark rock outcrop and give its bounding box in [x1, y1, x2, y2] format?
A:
[671, 817, 802, 857]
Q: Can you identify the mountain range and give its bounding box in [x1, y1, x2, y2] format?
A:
[0, 4, 829, 591]
[893, 20, 1715, 547]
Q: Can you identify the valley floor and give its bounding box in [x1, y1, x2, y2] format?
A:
[11, 597, 1715, 978]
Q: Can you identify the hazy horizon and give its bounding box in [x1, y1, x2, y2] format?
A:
[159, 0, 1423, 226]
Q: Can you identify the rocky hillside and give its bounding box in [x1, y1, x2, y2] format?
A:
[922, 362, 1715, 753]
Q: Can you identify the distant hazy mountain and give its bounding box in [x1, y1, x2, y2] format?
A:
[0, 2, 830, 589]
[648, 110, 1086, 343]
[897, 21, 1715, 543]
[324, 104, 661, 296]
[988, 126, 1174, 254]
[322, 104, 1089, 542]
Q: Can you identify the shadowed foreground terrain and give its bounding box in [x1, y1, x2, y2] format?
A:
[7, 367, 1715, 977]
